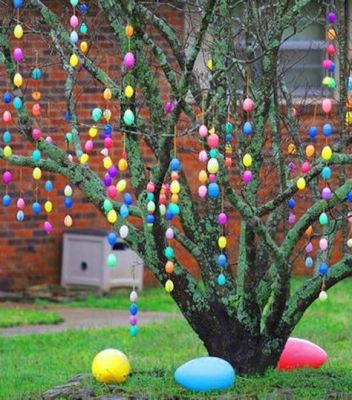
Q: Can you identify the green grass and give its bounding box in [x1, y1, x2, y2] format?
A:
[0, 307, 64, 328]
[35, 286, 179, 312]
[1, 279, 352, 399]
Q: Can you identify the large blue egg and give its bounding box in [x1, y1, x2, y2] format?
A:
[321, 166, 332, 180]
[243, 121, 253, 135]
[13, 97, 22, 110]
[64, 197, 73, 208]
[347, 191, 352, 202]
[322, 123, 332, 137]
[308, 126, 318, 138]
[319, 262, 329, 276]
[32, 201, 41, 215]
[3, 92, 12, 104]
[208, 183, 220, 199]
[32, 149, 41, 163]
[103, 124, 112, 136]
[13, 0, 23, 9]
[146, 214, 154, 224]
[129, 303, 138, 315]
[175, 357, 235, 392]
[123, 192, 133, 206]
[169, 158, 181, 171]
[217, 254, 227, 267]
[44, 180, 53, 192]
[3, 130, 11, 144]
[288, 198, 296, 209]
[2, 194, 11, 207]
[120, 204, 129, 218]
[305, 257, 313, 268]
[107, 231, 118, 246]
[31, 68, 42, 80]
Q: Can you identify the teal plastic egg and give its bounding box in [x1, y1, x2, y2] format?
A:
[80, 23, 88, 35]
[103, 199, 113, 212]
[164, 246, 174, 259]
[31, 68, 42, 80]
[92, 107, 103, 122]
[13, 97, 22, 109]
[319, 212, 328, 225]
[107, 252, 117, 268]
[123, 109, 135, 126]
[32, 149, 41, 162]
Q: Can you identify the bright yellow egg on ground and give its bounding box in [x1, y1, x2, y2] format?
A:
[321, 145, 332, 161]
[70, 54, 79, 67]
[125, 85, 134, 98]
[297, 177, 306, 190]
[92, 349, 131, 384]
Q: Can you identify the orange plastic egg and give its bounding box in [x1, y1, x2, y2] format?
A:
[327, 28, 336, 41]
[305, 225, 313, 236]
[165, 261, 174, 274]
[305, 144, 315, 158]
[125, 25, 134, 38]
[32, 91, 41, 101]
[171, 194, 179, 203]
[32, 103, 41, 117]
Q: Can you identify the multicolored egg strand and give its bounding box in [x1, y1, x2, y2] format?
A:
[69, 0, 80, 68]
[2, 91, 13, 209]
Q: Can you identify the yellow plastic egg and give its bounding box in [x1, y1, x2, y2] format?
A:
[125, 85, 134, 98]
[288, 143, 296, 154]
[103, 156, 113, 170]
[165, 279, 174, 293]
[170, 180, 180, 194]
[198, 170, 208, 184]
[118, 158, 128, 172]
[125, 25, 134, 38]
[64, 215, 73, 228]
[207, 158, 219, 174]
[297, 177, 306, 190]
[322, 76, 330, 86]
[207, 59, 213, 71]
[80, 153, 89, 164]
[346, 112, 352, 125]
[328, 28, 336, 40]
[116, 179, 127, 193]
[305, 144, 315, 158]
[208, 127, 215, 135]
[103, 109, 112, 122]
[107, 209, 117, 224]
[92, 349, 130, 384]
[321, 145, 332, 161]
[242, 153, 252, 168]
[218, 236, 227, 249]
[13, 73, 23, 88]
[14, 24, 24, 39]
[70, 54, 79, 67]
[80, 41, 88, 53]
[32, 167, 42, 180]
[89, 126, 98, 138]
[44, 200, 53, 213]
[103, 88, 112, 101]
[3, 145, 12, 158]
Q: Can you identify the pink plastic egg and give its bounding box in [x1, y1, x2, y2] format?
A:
[104, 137, 113, 149]
[13, 47, 23, 62]
[208, 173, 216, 183]
[164, 183, 170, 195]
[301, 161, 311, 174]
[198, 185, 207, 198]
[107, 185, 117, 199]
[123, 52, 135, 69]
[32, 103, 41, 117]
[3, 171, 12, 184]
[288, 213, 296, 225]
[243, 170, 252, 184]
[164, 102, 174, 114]
[319, 238, 328, 251]
[67, 154, 73, 162]
[32, 128, 41, 141]
[147, 181, 155, 192]
[70, 15, 79, 28]
[198, 125, 208, 138]
[327, 44, 336, 55]
[45, 136, 53, 144]
[207, 134, 219, 148]
[322, 59, 331, 70]
[3, 111, 11, 123]
[243, 97, 254, 112]
[17, 197, 25, 209]
[198, 150, 208, 163]
[165, 227, 174, 240]
[305, 242, 313, 253]
[44, 220, 52, 234]
[291, 107, 297, 117]
[322, 99, 332, 113]
[85, 139, 93, 152]
[217, 213, 228, 225]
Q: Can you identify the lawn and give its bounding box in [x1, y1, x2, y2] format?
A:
[0, 307, 63, 328]
[1, 279, 352, 399]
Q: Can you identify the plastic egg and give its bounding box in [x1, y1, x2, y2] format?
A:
[119, 225, 129, 239]
[165, 227, 174, 240]
[164, 102, 174, 114]
[328, 77, 336, 89]
[14, 24, 23, 39]
[322, 99, 332, 114]
[64, 215, 73, 227]
[217, 274, 226, 286]
[103, 156, 113, 170]
[217, 213, 228, 225]
[207, 59, 213, 71]
[92, 107, 103, 122]
[123, 109, 135, 126]
[198, 125, 208, 138]
[3, 111, 11, 123]
[3, 130, 11, 143]
[243, 121, 253, 135]
[322, 59, 332, 70]
[80, 41, 88, 53]
[70, 30, 79, 44]
[17, 197, 25, 209]
[301, 161, 310, 174]
[123, 52, 135, 69]
[70, 0, 79, 5]
[198, 170, 208, 184]
[217, 254, 227, 267]
[44, 200, 53, 213]
[120, 204, 129, 218]
[79, 23, 88, 35]
[288, 143, 296, 154]
[103, 88, 112, 101]
[118, 158, 128, 172]
[328, 11, 336, 24]
[165, 261, 174, 274]
[32, 103, 41, 117]
[107, 209, 117, 224]
[84, 139, 93, 153]
[346, 112, 352, 125]
[319, 262, 329, 275]
[305, 226, 313, 236]
[198, 150, 208, 162]
[44, 180, 53, 192]
[13, 47, 23, 62]
[32, 202, 41, 215]
[103, 199, 113, 213]
[305, 242, 313, 253]
[13, 73, 23, 87]
[288, 213, 296, 224]
[319, 291, 328, 301]
[107, 185, 117, 199]
[319, 238, 328, 251]
[347, 238, 352, 248]
[125, 25, 134, 38]
[207, 158, 219, 174]
[170, 180, 180, 194]
[308, 126, 318, 138]
[32, 91, 41, 101]
[3, 145, 12, 158]
[116, 179, 127, 193]
[169, 158, 181, 171]
[70, 54, 79, 67]
[13, 97, 22, 110]
[3, 171, 12, 184]
[327, 44, 336, 56]
[322, 123, 332, 137]
[243, 98, 254, 112]
[305, 257, 313, 268]
[218, 236, 227, 249]
[32, 167, 42, 180]
[17, 210, 24, 221]
[70, 15, 79, 29]
[305, 145, 315, 158]
[321, 166, 332, 180]
[198, 185, 207, 198]
[64, 185, 73, 197]
[322, 187, 332, 201]
[207, 134, 219, 148]
[319, 212, 328, 225]
[321, 145, 332, 161]
[243, 153, 252, 167]
[80, 153, 89, 164]
[297, 177, 306, 190]
[208, 183, 219, 199]
[44, 221, 52, 234]
[243, 170, 252, 184]
[165, 279, 174, 293]
[32, 149, 41, 162]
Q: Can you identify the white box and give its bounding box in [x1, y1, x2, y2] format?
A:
[61, 229, 143, 291]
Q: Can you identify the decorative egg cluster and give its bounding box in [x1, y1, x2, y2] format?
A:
[217, 209, 228, 286]
[2, 92, 13, 210]
[129, 285, 138, 337]
[242, 97, 254, 184]
[64, 184, 73, 228]
[69, 0, 80, 68]
[123, 24, 136, 128]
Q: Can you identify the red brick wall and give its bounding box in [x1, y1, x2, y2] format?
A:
[0, 2, 344, 291]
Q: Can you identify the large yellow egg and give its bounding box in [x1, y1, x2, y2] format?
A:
[218, 236, 227, 249]
[80, 153, 89, 164]
[89, 126, 98, 138]
[321, 145, 332, 161]
[92, 349, 130, 384]
[125, 85, 134, 98]
[207, 158, 219, 174]
[80, 41, 88, 53]
[14, 24, 24, 39]
[32, 167, 42, 180]
[70, 54, 79, 67]
[297, 177, 306, 190]
[103, 156, 113, 170]
[103, 88, 112, 101]
[116, 179, 127, 193]
[107, 209, 117, 224]
[3, 145, 12, 158]
[198, 170, 208, 184]
[118, 158, 128, 172]
[170, 180, 180, 194]
[13, 73, 23, 88]
[242, 153, 252, 168]
[44, 200, 53, 213]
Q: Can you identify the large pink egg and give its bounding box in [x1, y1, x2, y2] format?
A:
[85, 139, 93, 152]
[327, 44, 336, 55]
[3, 171, 12, 184]
[243, 170, 252, 184]
[243, 97, 254, 112]
[301, 161, 311, 174]
[13, 47, 23, 62]
[198, 185, 207, 198]
[322, 99, 332, 113]
[32, 128, 41, 141]
[198, 150, 208, 162]
[319, 238, 328, 251]
[123, 52, 135, 69]
[207, 134, 219, 148]
[3, 111, 12, 123]
[17, 197, 25, 209]
[198, 125, 208, 138]
[70, 15, 79, 29]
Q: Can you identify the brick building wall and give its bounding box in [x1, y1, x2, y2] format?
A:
[0, 2, 344, 292]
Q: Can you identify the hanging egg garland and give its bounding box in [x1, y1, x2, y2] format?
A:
[69, 1, 80, 68]
[2, 95, 13, 208]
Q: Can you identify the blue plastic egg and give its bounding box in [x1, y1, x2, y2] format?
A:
[225, 134, 232, 142]
[3, 92, 12, 104]
[347, 191, 352, 202]
[3, 131, 11, 143]
[288, 198, 296, 209]
[328, 62, 335, 73]
[65, 112, 71, 122]
[70, 31, 79, 44]
[103, 124, 112, 136]
[217, 254, 227, 267]
[208, 183, 220, 199]
[17, 210, 24, 221]
[31, 68, 42, 80]
[165, 209, 174, 221]
[319, 262, 329, 275]
[322, 123, 332, 137]
[107, 231, 118, 246]
[44, 180, 53, 192]
[79, 3, 88, 13]
[243, 121, 253, 135]
[146, 214, 155, 224]
[79, 23, 88, 35]
[2, 194, 11, 207]
[13, 0, 23, 9]
[64, 197, 73, 208]
[169, 158, 181, 171]
[305, 257, 313, 268]
[217, 274, 226, 286]
[120, 204, 129, 218]
[129, 303, 138, 315]
[13, 97, 22, 109]
[123, 193, 133, 206]
[308, 126, 318, 138]
[321, 166, 332, 180]
[32, 202, 41, 215]
[32, 149, 41, 163]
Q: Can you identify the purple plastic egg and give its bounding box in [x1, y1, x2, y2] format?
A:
[288, 213, 296, 225]
[103, 174, 112, 187]
[108, 165, 118, 178]
[328, 12, 336, 24]
[44, 220, 52, 234]
[321, 187, 332, 201]
[164, 102, 174, 114]
[305, 242, 313, 253]
[198, 150, 208, 162]
[13, 47, 23, 62]
[123, 52, 135, 69]
[217, 213, 228, 225]
[3, 171, 12, 185]
[198, 185, 207, 198]
[165, 227, 174, 240]
[129, 315, 137, 325]
[288, 162, 296, 173]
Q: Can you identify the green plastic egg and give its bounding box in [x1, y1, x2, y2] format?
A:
[123, 109, 135, 126]
[107, 253, 117, 268]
